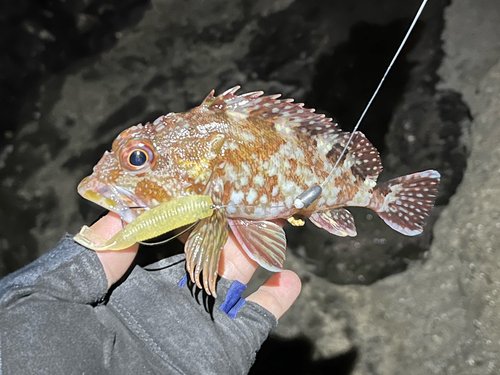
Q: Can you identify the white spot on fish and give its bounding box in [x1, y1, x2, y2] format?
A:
[253, 174, 265, 187]
[241, 162, 251, 174]
[241, 131, 256, 142]
[227, 141, 239, 150]
[326, 197, 336, 206]
[246, 188, 258, 205]
[282, 180, 298, 194]
[272, 186, 279, 197]
[230, 190, 244, 204]
[260, 195, 268, 204]
[268, 163, 278, 177]
[227, 110, 248, 121]
[254, 207, 265, 217]
[364, 177, 377, 188]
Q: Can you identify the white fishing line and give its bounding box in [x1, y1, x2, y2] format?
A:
[294, 0, 429, 209]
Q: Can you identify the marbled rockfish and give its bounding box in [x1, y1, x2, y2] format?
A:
[78, 87, 440, 295]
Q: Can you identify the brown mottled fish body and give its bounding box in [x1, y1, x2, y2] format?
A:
[78, 87, 440, 295]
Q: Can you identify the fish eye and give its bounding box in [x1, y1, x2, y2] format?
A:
[119, 140, 156, 172]
[129, 149, 148, 166]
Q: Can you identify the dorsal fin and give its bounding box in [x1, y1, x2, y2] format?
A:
[202, 88, 381, 181]
[201, 86, 342, 136]
[350, 131, 383, 179]
[326, 131, 382, 180]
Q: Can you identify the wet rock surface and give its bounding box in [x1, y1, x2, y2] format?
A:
[0, 0, 149, 147]
[0, 0, 498, 373]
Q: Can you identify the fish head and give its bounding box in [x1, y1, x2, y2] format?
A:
[78, 116, 225, 223]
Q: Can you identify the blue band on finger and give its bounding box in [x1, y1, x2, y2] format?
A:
[220, 280, 247, 314]
[178, 274, 188, 287]
[227, 298, 246, 319]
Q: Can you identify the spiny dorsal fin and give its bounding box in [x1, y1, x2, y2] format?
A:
[201, 86, 342, 136]
[326, 131, 382, 180]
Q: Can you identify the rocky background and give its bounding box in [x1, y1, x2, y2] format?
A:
[0, 0, 498, 373]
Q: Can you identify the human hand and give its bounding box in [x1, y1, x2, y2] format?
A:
[0, 212, 301, 375]
[92, 212, 301, 319]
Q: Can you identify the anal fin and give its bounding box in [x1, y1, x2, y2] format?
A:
[228, 219, 286, 272]
[309, 208, 357, 237]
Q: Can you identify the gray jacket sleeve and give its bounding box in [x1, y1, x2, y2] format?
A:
[0, 235, 277, 375]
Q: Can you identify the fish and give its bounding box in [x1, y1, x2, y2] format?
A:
[77, 86, 440, 295]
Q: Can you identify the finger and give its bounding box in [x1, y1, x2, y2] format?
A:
[90, 212, 139, 288]
[246, 270, 301, 320]
[217, 232, 258, 284]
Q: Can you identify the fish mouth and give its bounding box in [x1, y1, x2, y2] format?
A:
[78, 176, 148, 223]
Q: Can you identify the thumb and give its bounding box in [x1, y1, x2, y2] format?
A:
[90, 212, 139, 288]
[246, 270, 301, 320]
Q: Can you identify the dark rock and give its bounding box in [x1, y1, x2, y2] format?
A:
[0, 0, 150, 148]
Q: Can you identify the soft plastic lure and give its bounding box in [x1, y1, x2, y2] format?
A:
[74, 195, 214, 251]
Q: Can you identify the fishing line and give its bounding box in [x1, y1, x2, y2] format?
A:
[138, 220, 200, 246]
[294, 0, 429, 209]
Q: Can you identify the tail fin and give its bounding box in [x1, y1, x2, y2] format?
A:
[375, 170, 440, 236]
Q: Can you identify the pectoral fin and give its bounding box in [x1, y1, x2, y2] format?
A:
[310, 208, 357, 237]
[185, 210, 228, 297]
[228, 219, 286, 272]
[184, 178, 228, 297]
